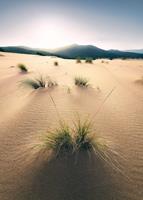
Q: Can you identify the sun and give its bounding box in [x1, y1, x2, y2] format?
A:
[31, 22, 74, 49]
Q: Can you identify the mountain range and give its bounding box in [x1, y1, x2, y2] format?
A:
[0, 44, 143, 59]
[125, 49, 143, 54]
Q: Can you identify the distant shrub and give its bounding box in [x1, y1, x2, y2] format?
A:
[85, 58, 93, 64]
[37, 52, 46, 56]
[122, 57, 127, 60]
[74, 76, 89, 87]
[101, 60, 109, 64]
[76, 58, 82, 63]
[54, 61, 58, 66]
[17, 64, 28, 73]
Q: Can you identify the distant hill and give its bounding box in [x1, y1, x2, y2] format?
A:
[0, 46, 52, 56]
[52, 44, 112, 59]
[0, 44, 143, 59]
[125, 49, 143, 54]
[53, 44, 143, 59]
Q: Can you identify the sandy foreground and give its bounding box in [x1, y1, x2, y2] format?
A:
[0, 52, 143, 200]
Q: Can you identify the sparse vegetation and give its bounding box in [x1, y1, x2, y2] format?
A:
[17, 63, 28, 73]
[76, 58, 82, 63]
[85, 58, 93, 64]
[37, 52, 47, 56]
[73, 119, 106, 154]
[101, 60, 109, 64]
[39, 123, 73, 156]
[74, 76, 89, 87]
[74, 119, 93, 151]
[54, 61, 58, 66]
[122, 57, 127, 60]
[37, 119, 107, 158]
[22, 75, 57, 89]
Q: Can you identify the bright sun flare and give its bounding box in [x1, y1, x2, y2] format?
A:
[31, 22, 75, 49]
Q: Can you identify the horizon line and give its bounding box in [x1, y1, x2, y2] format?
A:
[0, 43, 142, 51]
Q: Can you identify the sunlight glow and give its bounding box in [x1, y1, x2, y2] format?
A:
[30, 21, 76, 48]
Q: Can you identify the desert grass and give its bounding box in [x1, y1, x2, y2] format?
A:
[76, 58, 82, 63]
[73, 119, 94, 151]
[54, 61, 58, 66]
[73, 118, 124, 173]
[37, 119, 107, 157]
[33, 116, 125, 177]
[38, 123, 73, 156]
[122, 57, 127, 60]
[85, 58, 93, 64]
[17, 63, 28, 73]
[73, 119, 107, 157]
[22, 75, 57, 89]
[74, 76, 89, 87]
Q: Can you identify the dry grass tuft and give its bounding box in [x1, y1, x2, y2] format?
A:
[74, 76, 89, 87]
[22, 75, 57, 89]
[17, 63, 28, 73]
[85, 58, 93, 64]
[76, 58, 82, 63]
[54, 61, 59, 66]
[36, 119, 108, 160]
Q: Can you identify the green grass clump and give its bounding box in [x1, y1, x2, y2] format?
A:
[40, 123, 73, 156]
[18, 63, 28, 73]
[85, 58, 93, 64]
[37, 119, 107, 158]
[73, 120, 106, 155]
[74, 76, 89, 87]
[22, 76, 57, 89]
[74, 120, 93, 151]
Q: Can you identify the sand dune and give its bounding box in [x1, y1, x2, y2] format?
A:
[0, 53, 143, 200]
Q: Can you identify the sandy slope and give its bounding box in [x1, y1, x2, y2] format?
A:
[0, 53, 143, 200]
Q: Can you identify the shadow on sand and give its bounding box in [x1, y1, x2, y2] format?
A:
[15, 151, 118, 200]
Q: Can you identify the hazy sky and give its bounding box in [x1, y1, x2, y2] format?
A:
[0, 0, 143, 49]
